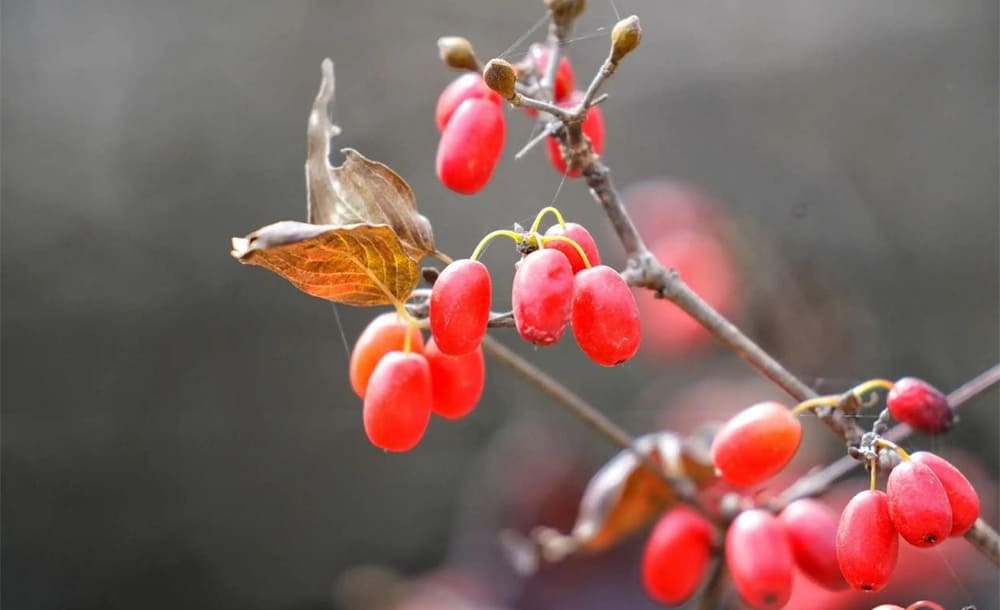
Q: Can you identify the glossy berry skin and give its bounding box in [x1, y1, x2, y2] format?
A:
[641, 506, 715, 606]
[570, 265, 640, 366]
[349, 313, 425, 398]
[545, 90, 606, 177]
[886, 377, 953, 434]
[725, 509, 794, 609]
[424, 338, 485, 420]
[910, 451, 979, 536]
[709, 401, 801, 487]
[362, 351, 432, 452]
[436, 98, 505, 195]
[836, 490, 898, 592]
[435, 73, 503, 132]
[429, 259, 491, 356]
[543, 222, 601, 274]
[886, 460, 952, 547]
[527, 43, 575, 102]
[511, 248, 574, 345]
[779, 499, 849, 590]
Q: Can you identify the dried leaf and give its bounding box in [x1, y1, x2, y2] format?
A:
[231, 221, 420, 306]
[306, 59, 434, 260]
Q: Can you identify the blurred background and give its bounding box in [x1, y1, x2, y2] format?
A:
[3, 1, 997, 609]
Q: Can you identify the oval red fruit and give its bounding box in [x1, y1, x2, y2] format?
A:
[909, 451, 980, 536]
[571, 265, 640, 366]
[511, 248, 574, 345]
[424, 338, 485, 420]
[641, 506, 715, 606]
[528, 43, 575, 102]
[778, 499, 848, 590]
[725, 509, 794, 609]
[435, 73, 502, 132]
[362, 351, 432, 452]
[887, 377, 953, 434]
[709, 401, 801, 487]
[349, 313, 425, 398]
[545, 90, 605, 177]
[429, 258, 492, 356]
[836, 490, 898, 592]
[544, 222, 601, 273]
[436, 98, 505, 195]
[886, 460, 952, 547]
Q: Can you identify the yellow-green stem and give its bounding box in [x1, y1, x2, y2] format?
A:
[529, 206, 567, 233]
[470, 229, 523, 261]
[539, 235, 592, 268]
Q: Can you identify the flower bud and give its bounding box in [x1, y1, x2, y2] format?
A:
[610, 15, 641, 62]
[483, 59, 517, 101]
[437, 36, 479, 72]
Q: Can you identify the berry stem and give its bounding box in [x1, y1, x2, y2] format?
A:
[790, 395, 841, 416]
[850, 378, 895, 403]
[539, 235, 592, 268]
[874, 438, 911, 462]
[469, 229, 523, 261]
[869, 457, 878, 491]
[529, 205, 567, 233]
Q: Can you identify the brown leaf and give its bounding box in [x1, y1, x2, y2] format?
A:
[306, 59, 434, 260]
[231, 221, 420, 306]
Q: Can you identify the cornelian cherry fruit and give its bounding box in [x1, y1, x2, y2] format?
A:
[641, 506, 715, 606]
[424, 338, 485, 420]
[709, 401, 801, 487]
[886, 460, 952, 547]
[543, 222, 601, 273]
[429, 258, 491, 356]
[435, 73, 502, 132]
[887, 377, 953, 434]
[725, 509, 794, 609]
[836, 489, 898, 592]
[349, 313, 424, 398]
[570, 265, 640, 366]
[545, 90, 605, 177]
[526, 43, 575, 104]
[511, 248, 574, 345]
[436, 98, 505, 195]
[910, 451, 980, 536]
[362, 351, 432, 452]
[779, 499, 848, 590]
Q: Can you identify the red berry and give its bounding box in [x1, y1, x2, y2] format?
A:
[778, 499, 848, 590]
[424, 338, 485, 420]
[435, 73, 502, 132]
[725, 509, 794, 609]
[709, 401, 801, 487]
[511, 248, 574, 345]
[429, 259, 492, 356]
[910, 451, 980, 536]
[436, 98, 505, 194]
[641, 506, 715, 606]
[886, 460, 952, 547]
[349, 313, 425, 398]
[887, 377, 953, 434]
[527, 43, 575, 102]
[362, 351, 432, 451]
[545, 90, 605, 177]
[543, 222, 601, 273]
[570, 265, 640, 366]
[836, 490, 898, 592]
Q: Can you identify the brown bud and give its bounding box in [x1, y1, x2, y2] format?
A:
[544, 0, 585, 21]
[483, 59, 517, 101]
[437, 36, 480, 72]
[610, 15, 641, 62]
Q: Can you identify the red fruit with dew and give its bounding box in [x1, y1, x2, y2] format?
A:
[544, 222, 601, 274]
[435, 73, 502, 132]
[886, 459, 952, 547]
[910, 451, 980, 536]
[641, 506, 715, 606]
[886, 377, 953, 434]
[570, 265, 641, 366]
[429, 258, 492, 356]
[779, 498, 849, 590]
[436, 98, 505, 195]
[836, 490, 898, 592]
[725, 509, 794, 609]
[709, 401, 801, 487]
[511, 248, 574, 346]
[349, 313, 425, 398]
[424, 338, 485, 420]
[362, 351, 432, 452]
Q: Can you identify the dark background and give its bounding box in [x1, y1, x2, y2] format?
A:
[3, 2, 998, 609]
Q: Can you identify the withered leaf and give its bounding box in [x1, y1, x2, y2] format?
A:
[231, 221, 420, 306]
[306, 59, 434, 260]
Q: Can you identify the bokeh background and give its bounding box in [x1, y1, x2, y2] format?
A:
[3, 1, 998, 609]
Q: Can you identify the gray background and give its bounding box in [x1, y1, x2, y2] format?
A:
[3, 1, 998, 609]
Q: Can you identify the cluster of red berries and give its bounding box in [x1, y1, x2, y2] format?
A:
[434, 46, 607, 194]
[350, 312, 485, 452]
[639, 375, 979, 608]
